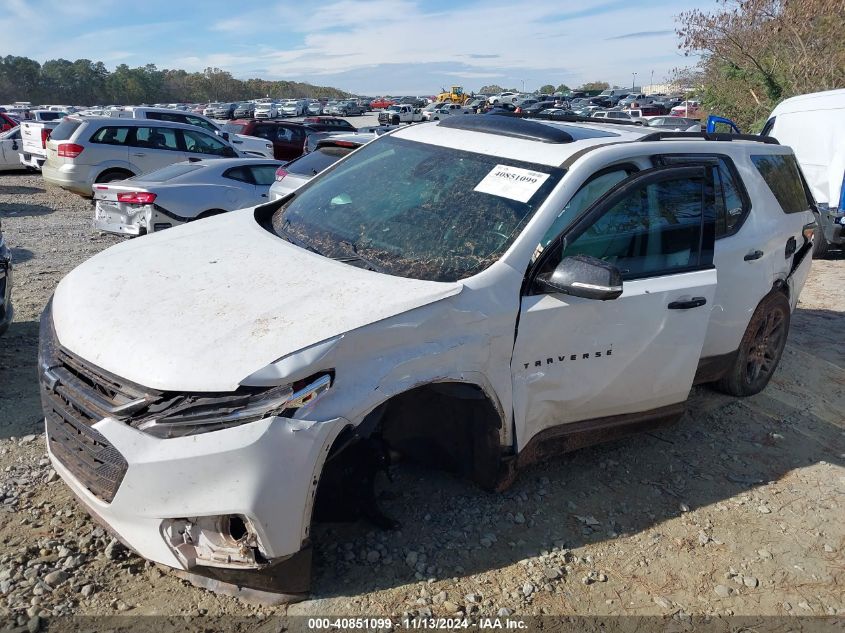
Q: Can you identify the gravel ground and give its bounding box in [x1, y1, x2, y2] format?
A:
[0, 170, 842, 630]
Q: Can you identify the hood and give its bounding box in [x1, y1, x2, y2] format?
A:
[52, 209, 462, 392]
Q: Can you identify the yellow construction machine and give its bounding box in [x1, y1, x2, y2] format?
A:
[435, 86, 471, 105]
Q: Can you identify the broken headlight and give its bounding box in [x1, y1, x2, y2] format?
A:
[135, 373, 332, 439]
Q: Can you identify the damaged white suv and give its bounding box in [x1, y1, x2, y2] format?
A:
[40, 116, 816, 602]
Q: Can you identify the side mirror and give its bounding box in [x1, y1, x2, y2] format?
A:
[223, 146, 238, 158]
[11, 141, 18, 151]
[535, 255, 623, 300]
[221, 132, 230, 141]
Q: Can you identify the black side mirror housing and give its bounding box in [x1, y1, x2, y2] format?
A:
[535, 255, 623, 300]
[221, 132, 230, 141]
[223, 146, 238, 158]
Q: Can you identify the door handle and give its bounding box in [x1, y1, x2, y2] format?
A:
[260, 194, 267, 197]
[744, 249, 764, 261]
[132, 152, 146, 156]
[668, 297, 707, 310]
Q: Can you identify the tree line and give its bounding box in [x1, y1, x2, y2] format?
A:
[0, 56, 350, 106]
[676, 0, 845, 131]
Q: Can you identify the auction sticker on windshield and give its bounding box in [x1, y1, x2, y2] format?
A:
[474, 164, 551, 203]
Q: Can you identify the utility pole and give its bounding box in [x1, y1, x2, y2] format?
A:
[631, 72, 637, 91]
[650, 69, 654, 93]
[521, 79, 525, 93]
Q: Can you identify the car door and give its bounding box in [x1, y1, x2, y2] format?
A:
[512, 165, 717, 450]
[0, 129, 20, 169]
[273, 125, 303, 161]
[129, 126, 185, 174]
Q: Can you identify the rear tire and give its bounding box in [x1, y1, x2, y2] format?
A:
[714, 291, 791, 397]
[812, 215, 829, 258]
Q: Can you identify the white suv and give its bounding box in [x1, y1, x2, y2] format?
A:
[40, 116, 815, 601]
[42, 116, 242, 196]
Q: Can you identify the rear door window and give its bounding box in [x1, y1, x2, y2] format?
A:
[751, 154, 812, 213]
[133, 126, 180, 151]
[90, 126, 130, 145]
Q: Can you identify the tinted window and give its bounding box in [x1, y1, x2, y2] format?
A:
[286, 146, 350, 176]
[51, 119, 83, 141]
[90, 126, 130, 145]
[223, 166, 253, 183]
[38, 112, 63, 121]
[250, 165, 279, 186]
[251, 124, 276, 140]
[560, 175, 706, 278]
[182, 129, 229, 155]
[751, 154, 811, 213]
[133, 126, 180, 151]
[538, 167, 634, 252]
[222, 123, 246, 134]
[714, 161, 748, 237]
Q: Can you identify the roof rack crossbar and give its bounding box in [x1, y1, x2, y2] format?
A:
[528, 113, 641, 127]
[437, 115, 574, 143]
[637, 131, 779, 144]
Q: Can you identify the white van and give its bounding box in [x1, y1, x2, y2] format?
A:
[762, 89, 845, 255]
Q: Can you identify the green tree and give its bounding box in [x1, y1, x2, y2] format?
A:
[676, 0, 845, 130]
[539, 84, 555, 94]
[479, 84, 505, 95]
[555, 84, 571, 94]
[578, 81, 610, 92]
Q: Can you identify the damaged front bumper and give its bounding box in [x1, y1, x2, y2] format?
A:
[47, 411, 346, 595]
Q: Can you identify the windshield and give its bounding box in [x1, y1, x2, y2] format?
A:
[222, 123, 246, 134]
[270, 136, 564, 282]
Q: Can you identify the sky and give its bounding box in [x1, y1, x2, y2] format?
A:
[2, 0, 715, 95]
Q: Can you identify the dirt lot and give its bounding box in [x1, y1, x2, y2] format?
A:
[0, 171, 842, 629]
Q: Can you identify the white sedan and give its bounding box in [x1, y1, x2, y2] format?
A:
[93, 158, 283, 236]
[0, 126, 22, 171]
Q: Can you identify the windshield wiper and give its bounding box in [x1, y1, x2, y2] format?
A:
[277, 219, 325, 257]
[333, 255, 386, 274]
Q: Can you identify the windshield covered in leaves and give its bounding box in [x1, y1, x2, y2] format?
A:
[271, 136, 563, 282]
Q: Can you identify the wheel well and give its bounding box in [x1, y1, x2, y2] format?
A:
[197, 209, 226, 219]
[313, 381, 504, 529]
[772, 279, 790, 300]
[95, 168, 134, 183]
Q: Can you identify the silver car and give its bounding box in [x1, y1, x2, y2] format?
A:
[269, 133, 375, 200]
[93, 158, 282, 236]
[42, 116, 243, 197]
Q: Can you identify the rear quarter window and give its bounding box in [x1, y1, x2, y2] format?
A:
[751, 153, 812, 214]
[50, 119, 82, 141]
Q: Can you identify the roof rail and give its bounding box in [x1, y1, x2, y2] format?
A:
[527, 112, 642, 127]
[437, 115, 574, 143]
[637, 131, 779, 144]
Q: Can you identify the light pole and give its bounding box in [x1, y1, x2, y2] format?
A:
[521, 79, 525, 93]
[631, 72, 637, 92]
[650, 69, 654, 93]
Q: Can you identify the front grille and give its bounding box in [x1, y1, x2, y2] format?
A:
[42, 387, 128, 503]
[40, 306, 160, 503]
